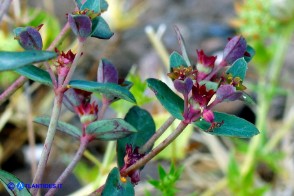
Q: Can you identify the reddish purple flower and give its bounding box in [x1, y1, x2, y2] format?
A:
[55, 49, 76, 78]
[121, 144, 145, 184]
[196, 50, 217, 81]
[56, 49, 76, 67]
[196, 50, 217, 68]
[63, 89, 98, 126]
[192, 83, 215, 107]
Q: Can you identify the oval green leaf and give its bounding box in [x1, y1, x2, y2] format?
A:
[169, 51, 187, 69]
[86, 118, 137, 140]
[117, 106, 156, 168]
[226, 57, 247, 81]
[193, 112, 259, 138]
[0, 170, 31, 196]
[14, 65, 52, 86]
[69, 80, 136, 104]
[91, 16, 114, 40]
[101, 167, 134, 196]
[34, 117, 81, 139]
[0, 50, 56, 71]
[146, 78, 184, 120]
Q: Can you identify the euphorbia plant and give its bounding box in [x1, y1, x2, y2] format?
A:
[0, 0, 259, 195]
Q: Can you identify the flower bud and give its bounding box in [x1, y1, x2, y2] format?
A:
[223, 36, 247, 65]
[202, 109, 214, 123]
[13, 25, 43, 50]
[68, 14, 92, 42]
[97, 59, 118, 83]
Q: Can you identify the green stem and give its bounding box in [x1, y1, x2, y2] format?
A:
[31, 93, 63, 195]
[264, 106, 294, 153]
[241, 86, 269, 175]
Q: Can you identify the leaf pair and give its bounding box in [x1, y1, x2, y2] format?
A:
[12, 64, 137, 104]
[35, 117, 137, 141]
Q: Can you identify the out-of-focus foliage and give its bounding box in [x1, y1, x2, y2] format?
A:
[105, 0, 146, 31]
[148, 162, 184, 196]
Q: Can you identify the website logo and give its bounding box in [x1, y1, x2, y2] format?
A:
[16, 182, 25, 191]
[7, 182, 15, 190]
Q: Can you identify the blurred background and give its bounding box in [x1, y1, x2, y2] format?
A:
[1, 0, 294, 195]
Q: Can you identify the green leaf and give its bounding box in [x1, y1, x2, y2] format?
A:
[226, 57, 247, 81]
[244, 45, 255, 63]
[81, 0, 101, 13]
[86, 119, 137, 140]
[146, 78, 184, 120]
[0, 170, 31, 196]
[15, 65, 52, 86]
[91, 17, 114, 40]
[100, 0, 108, 12]
[117, 106, 156, 168]
[0, 50, 56, 71]
[169, 51, 187, 69]
[76, 0, 108, 12]
[34, 117, 81, 139]
[194, 112, 259, 138]
[158, 165, 167, 180]
[102, 167, 134, 196]
[148, 179, 160, 187]
[69, 80, 136, 104]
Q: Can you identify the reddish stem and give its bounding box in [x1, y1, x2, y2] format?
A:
[121, 121, 188, 177]
[45, 135, 91, 196]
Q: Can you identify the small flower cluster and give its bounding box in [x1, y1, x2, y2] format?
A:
[120, 144, 145, 184]
[168, 36, 251, 130]
[63, 88, 99, 132]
